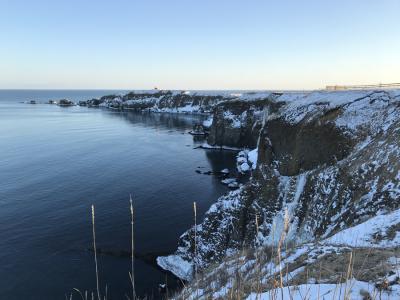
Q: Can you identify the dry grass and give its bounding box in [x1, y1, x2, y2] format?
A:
[130, 194, 137, 300]
[67, 203, 400, 300]
[69, 199, 140, 300]
[173, 211, 400, 300]
[178, 246, 399, 300]
[291, 248, 400, 285]
[91, 205, 101, 300]
[193, 201, 199, 299]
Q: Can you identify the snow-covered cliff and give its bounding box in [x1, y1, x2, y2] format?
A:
[83, 90, 271, 114]
[157, 89, 400, 298]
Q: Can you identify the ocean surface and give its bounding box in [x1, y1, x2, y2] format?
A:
[0, 90, 237, 299]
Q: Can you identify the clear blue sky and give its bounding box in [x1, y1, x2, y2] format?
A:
[0, 0, 399, 90]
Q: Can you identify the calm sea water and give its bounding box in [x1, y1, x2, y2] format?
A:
[0, 90, 237, 299]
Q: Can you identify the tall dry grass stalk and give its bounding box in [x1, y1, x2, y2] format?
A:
[255, 214, 261, 300]
[129, 194, 136, 300]
[91, 205, 101, 300]
[277, 209, 289, 300]
[343, 251, 354, 300]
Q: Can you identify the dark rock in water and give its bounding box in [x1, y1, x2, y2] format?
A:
[29, 100, 36, 104]
[48, 100, 56, 104]
[78, 101, 87, 106]
[189, 124, 207, 136]
[198, 169, 231, 176]
[58, 99, 75, 106]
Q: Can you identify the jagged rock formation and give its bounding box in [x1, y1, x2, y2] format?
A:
[157, 89, 400, 283]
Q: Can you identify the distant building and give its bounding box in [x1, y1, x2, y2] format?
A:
[326, 83, 400, 90]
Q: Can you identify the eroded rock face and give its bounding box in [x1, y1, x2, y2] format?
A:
[158, 89, 400, 280]
[207, 98, 282, 148]
[259, 117, 354, 176]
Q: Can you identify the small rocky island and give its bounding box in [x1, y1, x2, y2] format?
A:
[58, 99, 75, 106]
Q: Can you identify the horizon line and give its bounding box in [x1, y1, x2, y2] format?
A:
[0, 87, 318, 92]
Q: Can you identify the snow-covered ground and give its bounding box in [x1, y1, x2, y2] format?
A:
[247, 280, 400, 300]
[272, 89, 400, 137]
[323, 209, 400, 248]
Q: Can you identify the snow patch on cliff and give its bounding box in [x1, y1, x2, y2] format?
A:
[202, 117, 213, 128]
[237, 148, 258, 173]
[223, 110, 242, 128]
[248, 148, 258, 168]
[323, 209, 400, 248]
[262, 173, 308, 245]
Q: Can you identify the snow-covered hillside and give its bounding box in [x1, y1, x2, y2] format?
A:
[156, 89, 400, 299]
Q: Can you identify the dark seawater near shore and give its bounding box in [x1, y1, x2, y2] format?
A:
[0, 90, 237, 299]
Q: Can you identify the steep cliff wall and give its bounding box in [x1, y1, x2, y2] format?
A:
[206, 97, 282, 148]
[157, 89, 400, 282]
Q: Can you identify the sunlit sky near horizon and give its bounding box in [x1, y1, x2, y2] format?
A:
[0, 0, 399, 90]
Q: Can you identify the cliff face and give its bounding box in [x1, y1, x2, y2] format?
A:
[157, 89, 400, 281]
[85, 91, 274, 149]
[206, 98, 281, 148]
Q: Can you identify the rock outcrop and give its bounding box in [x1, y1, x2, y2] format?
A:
[207, 98, 280, 148]
[83, 90, 238, 113]
[157, 89, 400, 282]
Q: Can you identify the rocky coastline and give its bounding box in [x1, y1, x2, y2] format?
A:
[30, 88, 400, 298]
[153, 88, 400, 299]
